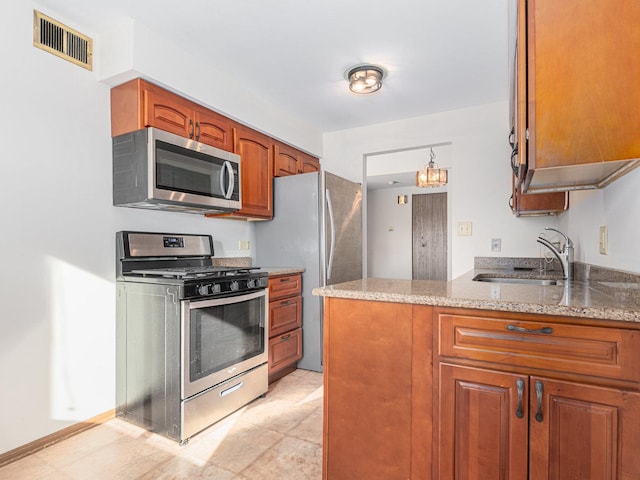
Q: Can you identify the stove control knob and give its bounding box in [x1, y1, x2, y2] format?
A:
[197, 284, 210, 296]
[211, 283, 221, 294]
[247, 279, 256, 289]
[230, 281, 240, 291]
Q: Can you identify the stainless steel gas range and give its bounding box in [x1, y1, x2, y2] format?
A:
[115, 231, 269, 444]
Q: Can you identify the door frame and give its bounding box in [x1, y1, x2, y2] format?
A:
[363, 143, 453, 280]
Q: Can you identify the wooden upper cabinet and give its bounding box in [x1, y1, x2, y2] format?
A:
[299, 152, 320, 174]
[273, 141, 300, 177]
[510, 171, 568, 216]
[231, 125, 273, 219]
[273, 141, 320, 177]
[523, 0, 640, 192]
[110, 78, 232, 151]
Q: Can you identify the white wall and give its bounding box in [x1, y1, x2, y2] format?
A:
[323, 102, 558, 279]
[0, 1, 316, 455]
[561, 167, 640, 273]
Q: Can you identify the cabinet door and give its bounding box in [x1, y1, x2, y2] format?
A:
[525, 0, 640, 190]
[143, 85, 194, 139]
[268, 274, 301, 301]
[438, 363, 528, 480]
[273, 142, 300, 177]
[299, 152, 320, 174]
[529, 376, 640, 480]
[268, 327, 302, 377]
[510, 172, 568, 216]
[233, 126, 273, 219]
[269, 295, 302, 338]
[193, 108, 232, 151]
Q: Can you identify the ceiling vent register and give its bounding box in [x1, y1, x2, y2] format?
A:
[33, 10, 93, 71]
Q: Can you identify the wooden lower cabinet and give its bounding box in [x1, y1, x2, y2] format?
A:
[323, 298, 432, 480]
[267, 274, 303, 383]
[436, 308, 640, 480]
[439, 364, 528, 479]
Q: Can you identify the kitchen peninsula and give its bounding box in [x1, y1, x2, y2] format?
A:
[313, 262, 640, 479]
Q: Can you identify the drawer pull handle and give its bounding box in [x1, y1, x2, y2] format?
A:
[281, 334, 291, 341]
[506, 324, 554, 335]
[535, 381, 544, 422]
[279, 278, 291, 283]
[280, 300, 291, 306]
[516, 378, 525, 419]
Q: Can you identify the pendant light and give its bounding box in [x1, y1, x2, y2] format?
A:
[416, 148, 448, 187]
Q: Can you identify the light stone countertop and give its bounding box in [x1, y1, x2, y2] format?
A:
[312, 269, 640, 323]
[259, 267, 305, 277]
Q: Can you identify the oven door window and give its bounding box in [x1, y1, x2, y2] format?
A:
[189, 294, 265, 383]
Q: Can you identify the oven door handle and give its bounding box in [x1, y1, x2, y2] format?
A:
[220, 381, 244, 398]
[186, 288, 266, 309]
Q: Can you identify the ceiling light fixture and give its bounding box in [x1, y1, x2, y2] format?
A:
[416, 148, 448, 188]
[347, 65, 385, 95]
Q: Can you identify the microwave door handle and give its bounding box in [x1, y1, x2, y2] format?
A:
[220, 161, 235, 199]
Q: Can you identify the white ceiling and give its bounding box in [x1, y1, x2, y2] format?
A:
[38, 0, 510, 133]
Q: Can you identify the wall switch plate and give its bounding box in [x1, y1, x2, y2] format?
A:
[491, 238, 502, 252]
[457, 222, 472, 236]
[239, 240, 250, 250]
[599, 226, 608, 255]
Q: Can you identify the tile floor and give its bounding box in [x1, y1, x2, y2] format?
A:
[0, 370, 323, 480]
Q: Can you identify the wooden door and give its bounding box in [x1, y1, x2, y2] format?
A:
[412, 192, 447, 280]
[438, 364, 529, 480]
[299, 153, 320, 173]
[233, 125, 274, 219]
[529, 376, 640, 480]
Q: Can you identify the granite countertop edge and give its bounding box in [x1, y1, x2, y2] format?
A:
[259, 267, 305, 276]
[312, 270, 640, 323]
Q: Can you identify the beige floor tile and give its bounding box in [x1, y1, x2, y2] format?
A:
[238, 436, 322, 480]
[287, 406, 323, 446]
[0, 371, 324, 480]
[0, 454, 73, 479]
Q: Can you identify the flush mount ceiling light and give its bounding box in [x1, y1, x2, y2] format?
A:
[416, 148, 448, 188]
[347, 65, 385, 94]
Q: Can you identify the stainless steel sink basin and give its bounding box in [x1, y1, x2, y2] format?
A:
[473, 274, 561, 286]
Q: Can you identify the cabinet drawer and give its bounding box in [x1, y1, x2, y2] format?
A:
[268, 274, 301, 300]
[438, 312, 640, 382]
[269, 295, 302, 338]
[269, 327, 302, 375]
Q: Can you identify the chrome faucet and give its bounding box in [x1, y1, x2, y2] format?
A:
[536, 227, 574, 280]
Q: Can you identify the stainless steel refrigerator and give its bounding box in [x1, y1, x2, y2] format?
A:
[254, 171, 363, 372]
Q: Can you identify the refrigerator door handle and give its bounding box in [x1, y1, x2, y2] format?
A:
[326, 188, 335, 281]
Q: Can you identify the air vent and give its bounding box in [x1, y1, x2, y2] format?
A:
[33, 10, 93, 71]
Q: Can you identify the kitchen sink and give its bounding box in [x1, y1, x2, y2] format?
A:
[472, 274, 561, 286]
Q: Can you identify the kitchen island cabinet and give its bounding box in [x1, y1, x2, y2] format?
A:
[436, 308, 640, 480]
[315, 270, 640, 480]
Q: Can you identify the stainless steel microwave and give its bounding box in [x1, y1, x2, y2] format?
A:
[112, 128, 241, 214]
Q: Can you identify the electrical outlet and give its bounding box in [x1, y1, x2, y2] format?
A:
[599, 226, 608, 255]
[239, 240, 250, 250]
[457, 222, 472, 236]
[491, 238, 502, 252]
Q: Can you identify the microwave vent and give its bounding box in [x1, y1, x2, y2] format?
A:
[33, 10, 93, 71]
